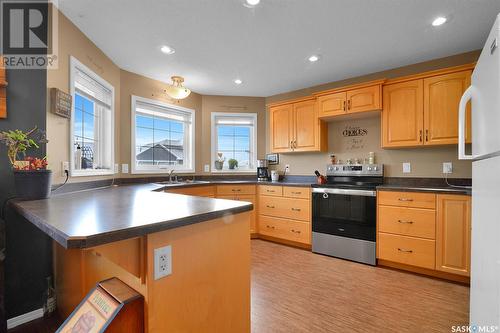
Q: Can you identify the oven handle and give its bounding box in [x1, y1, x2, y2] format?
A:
[312, 188, 377, 197]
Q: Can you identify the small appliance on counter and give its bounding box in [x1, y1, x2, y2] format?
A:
[312, 163, 384, 266]
[257, 159, 270, 181]
[271, 170, 279, 182]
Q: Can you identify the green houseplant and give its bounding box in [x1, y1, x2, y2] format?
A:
[0, 127, 52, 200]
[228, 158, 238, 170]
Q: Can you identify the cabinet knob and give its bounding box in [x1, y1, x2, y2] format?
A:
[398, 198, 414, 202]
[291, 208, 301, 212]
[398, 220, 414, 224]
[397, 248, 413, 253]
[266, 205, 275, 209]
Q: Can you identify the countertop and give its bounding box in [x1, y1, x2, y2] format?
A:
[377, 184, 471, 195]
[10, 183, 253, 249]
[157, 179, 314, 189]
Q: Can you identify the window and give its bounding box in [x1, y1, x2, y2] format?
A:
[131, 96, 195, 173]
[70, 57, 114, 176]
[211, 113, 257, 172]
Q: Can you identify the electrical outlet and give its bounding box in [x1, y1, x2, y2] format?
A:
[285, 164, 290, 173]
[403, 162, 411, 173]
[204, 164, 210, 172]
[443, 162, 453, 174]
[121, 164, 129, 173]
[154, 245, 172, 280]
[61, 161, 70, 177]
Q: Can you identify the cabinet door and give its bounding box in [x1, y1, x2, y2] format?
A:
[382, 80, 424, 147]
[318, 92, 346, 118]
[293, 100, 318, 151]
[347, 85, 381, 114]
[269, 104, 293, 153]
[235, 195, 257, 234]
[424, 71, 472, 145]
[436, 194, 471, 276]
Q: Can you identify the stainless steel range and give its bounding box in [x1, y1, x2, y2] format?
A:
[312, 164, 383, 265]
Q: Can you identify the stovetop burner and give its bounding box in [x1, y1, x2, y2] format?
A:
[313, 164, 384, 190]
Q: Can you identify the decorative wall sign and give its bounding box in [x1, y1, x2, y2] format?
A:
[50, 88, 72, 118]
[342, 125, 368, 151]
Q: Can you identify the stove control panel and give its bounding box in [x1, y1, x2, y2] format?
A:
[326, 164, 384, 176]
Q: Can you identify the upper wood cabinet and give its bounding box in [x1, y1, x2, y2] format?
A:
[382, 80, 424, 147]
[424, 71, 472, 145]
[269, 99, 327, 153]
[436, 194, 471, 277]
[317, 82, 382, 119]
[382, 68, 472, 148]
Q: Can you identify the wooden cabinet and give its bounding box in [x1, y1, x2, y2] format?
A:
[377, 190, 471, 282]
[164, 185, 216, 197]
[424, 71, 472, 145]
[269, 98, 327, 153]
[257, 185, 311, 246]
[216, 184, 256, 196]
[219, 194, 257, 234]
[382, 68, 472, 148]
[317, 81, 382, 119]
[382, 80, 424, 147]
[436, 194, 471, 276]
[216, 185, 257, 235]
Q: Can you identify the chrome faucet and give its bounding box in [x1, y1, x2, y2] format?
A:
[168, 169, 175, 183]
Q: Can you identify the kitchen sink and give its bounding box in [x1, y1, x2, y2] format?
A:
[156, 180, 211, 186]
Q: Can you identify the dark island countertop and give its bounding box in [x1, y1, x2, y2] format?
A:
[155, 179, 314, 189]
[10, 183, 253, 249]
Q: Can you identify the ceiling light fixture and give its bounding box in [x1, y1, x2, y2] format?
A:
[234, 79, 243, 85]
[160, 45, 175, 55]
[165, 76, 191, 100]
[245, 0, 260, 6]
[432, 16, 447, 27]
[308, 55, 320, 62]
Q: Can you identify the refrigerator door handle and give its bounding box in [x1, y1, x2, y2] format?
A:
[458, 85, 476, 160]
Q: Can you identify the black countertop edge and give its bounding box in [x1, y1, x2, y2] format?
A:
[10, 198, 253, 249]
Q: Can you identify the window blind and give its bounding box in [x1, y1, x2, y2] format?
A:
[74, 67, 112, 107]
[136, 101, 192, 123]
[213, 114, 255, 126]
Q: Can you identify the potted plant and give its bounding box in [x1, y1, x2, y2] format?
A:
[228, 158, 238, 170]
[0, 127, 52, 200]
[214, 152, 224, 171]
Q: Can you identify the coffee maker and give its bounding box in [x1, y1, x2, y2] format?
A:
[257, 159, 270, 181]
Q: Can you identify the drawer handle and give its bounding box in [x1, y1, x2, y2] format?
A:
[398, 198, 414, 202]
[232, 189, 241, 192]
[266, 205, 275, 209]
[291, 208, 301, 212]
[291, 229, 301, 234]
[291, 191, 302, 195]
[266, 189, 275, 193]
[266, 225, 275, 229]
[397, 248, 413, 253]
[398, 220, 414, 224]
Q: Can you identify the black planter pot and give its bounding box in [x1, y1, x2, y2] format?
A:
[13, 169, 53, 200]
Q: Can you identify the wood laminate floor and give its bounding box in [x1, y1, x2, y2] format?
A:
[251, 239, 469, 333]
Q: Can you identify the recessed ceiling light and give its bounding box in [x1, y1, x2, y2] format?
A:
[245, 0, 260, 6]
[160, 45, 175, 55]
[308, 55, 320, 62]
[234, 79, 243, 85]
[432, 16, 447, 27]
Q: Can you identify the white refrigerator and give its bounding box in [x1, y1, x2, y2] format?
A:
[459, 13, 500, 328]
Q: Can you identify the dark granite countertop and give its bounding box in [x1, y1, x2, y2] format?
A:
[377, 184, 472, 195]
[10, 183, 253, 249]
[156, 179, 314, 189]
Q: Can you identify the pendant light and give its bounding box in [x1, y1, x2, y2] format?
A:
[165, 76, 191, 100]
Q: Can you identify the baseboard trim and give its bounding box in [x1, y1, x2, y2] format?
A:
[7, 308, 44, 329]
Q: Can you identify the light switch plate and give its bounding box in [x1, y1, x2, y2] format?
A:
[403, 162, 411, 173]
[121, 164, 129, 173]
[154, 245, 172, 280]
[204, 164, 210, 172]
[114, 163, 119, 173]
[443, 162, 453, 174]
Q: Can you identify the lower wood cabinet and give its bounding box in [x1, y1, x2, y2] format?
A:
[377, 190, 471, 281]
[258, 185, 311, 247]
[164, 185, 215, 197]
[216, 185, 257, 235]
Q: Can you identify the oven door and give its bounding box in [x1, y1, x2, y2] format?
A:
[312, 188, 376, 241]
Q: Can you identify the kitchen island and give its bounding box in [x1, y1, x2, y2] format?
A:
[11, 184, 253, 332]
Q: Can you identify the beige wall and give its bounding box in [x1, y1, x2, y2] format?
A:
[47, 10, 121, 184]
[266, 51, 480, 178]
[200, 95, 266, 174]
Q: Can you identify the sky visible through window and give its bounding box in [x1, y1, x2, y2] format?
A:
[74, 93, 96, 168]
[217, 125, 251, 168]
[135, 114, 185, 166]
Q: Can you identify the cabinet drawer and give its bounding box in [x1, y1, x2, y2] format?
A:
[283, 186, 310, 199]
[378, 206, 436, 239]
[378, 191, 436, 209]
[258, 185, 282, 197]
[216, 184, 256, 195]
[259, 196, 310, 222]
[378, 233, 435, 269]
[259, 215, 310, 245]
[166, 186, 215, 197]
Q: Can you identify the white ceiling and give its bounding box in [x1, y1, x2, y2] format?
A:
[58, 0, 500, 97]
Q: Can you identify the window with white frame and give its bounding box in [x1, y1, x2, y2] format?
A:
[131, 96, 195, 173]
[70, 57, 114, 176]
[211, 113, 257, 172]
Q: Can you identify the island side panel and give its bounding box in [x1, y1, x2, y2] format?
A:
[146, 212, 251, 333]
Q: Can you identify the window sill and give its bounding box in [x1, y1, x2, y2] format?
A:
[211, 169, 257, 174]
[130, 168, 195, 175]
[71, 169, 115, 177]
